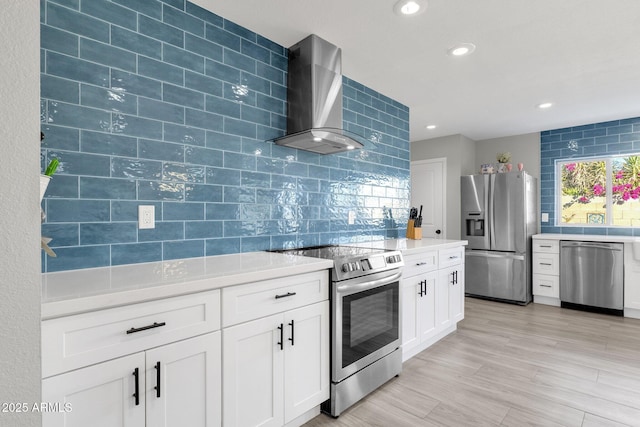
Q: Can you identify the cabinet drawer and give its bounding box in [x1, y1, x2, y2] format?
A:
[439, 246, 465, 268]
[533, 239, 559, 254]
[533, 274, 559, 298]
[42, 290, 220, 378]
[222, 271, 328, 327]
[402, 251, 438, 277]
[532, 252, 559, 276]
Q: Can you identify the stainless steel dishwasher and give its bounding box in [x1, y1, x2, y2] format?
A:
[560, 241, 624, 315]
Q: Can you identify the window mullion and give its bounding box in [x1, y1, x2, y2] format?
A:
[606, 158, 613, 226]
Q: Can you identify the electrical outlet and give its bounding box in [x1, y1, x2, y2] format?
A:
[348, 211, 356, 225]
[138, 205, 155, 229]
[541, 212, 549, 223]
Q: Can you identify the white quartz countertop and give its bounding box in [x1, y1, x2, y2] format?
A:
[41, 252, 333, 319]
[534, 233, 640, 243]
[41, 238, 468, 319]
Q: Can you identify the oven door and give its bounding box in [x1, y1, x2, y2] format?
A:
[333, 270, 401, 382]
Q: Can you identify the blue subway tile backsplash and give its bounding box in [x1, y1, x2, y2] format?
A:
[540, 116, 640, 236]
[40, 0, 410, 272]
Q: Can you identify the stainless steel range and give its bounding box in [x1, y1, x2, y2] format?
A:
[274, 245, 404, 417]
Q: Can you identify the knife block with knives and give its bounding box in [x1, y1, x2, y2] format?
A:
[406, 205, 423, 240]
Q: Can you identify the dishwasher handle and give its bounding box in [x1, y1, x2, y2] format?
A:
[561, 241, 623, 251]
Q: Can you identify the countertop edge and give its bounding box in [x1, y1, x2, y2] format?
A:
[533, 233, 640, 243]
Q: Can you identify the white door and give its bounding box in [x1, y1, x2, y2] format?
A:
[42, 352, 146, 427]
[146, 332, 221, 427]
[223, 314, 284, 427]
[411, 158, 446, 238]
[283, 301, 329, 423]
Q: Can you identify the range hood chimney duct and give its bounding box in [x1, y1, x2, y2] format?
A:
[273, 35, 366, 155]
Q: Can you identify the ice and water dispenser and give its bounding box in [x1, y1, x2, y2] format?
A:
[465, 214, 485, 237]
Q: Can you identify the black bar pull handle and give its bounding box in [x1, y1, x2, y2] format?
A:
[154, 361, 161, 398]
[126, 322, 166, 334]
[288, 320, 295, 346]
[277, 323, 284, 350]
[132, 368, 140, 406]
[275, 292, 297, 299]
[419, 280, 425, 297]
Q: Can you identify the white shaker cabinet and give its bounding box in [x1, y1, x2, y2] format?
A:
[41, 290, 222, 427]
[222, 271, 330, 427]
[401, 244, 465, 362]
[532, 239, 561, 306]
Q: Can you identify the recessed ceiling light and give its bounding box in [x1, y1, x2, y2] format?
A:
[426, 125, 437, 130]
[537, 102, 553, 109]
[393, 0, 428, 16]
[447, 43, 476, 57]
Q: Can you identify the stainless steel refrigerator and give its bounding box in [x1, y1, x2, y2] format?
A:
[460, 172, 538, 304]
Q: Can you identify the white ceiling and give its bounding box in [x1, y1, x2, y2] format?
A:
[191, 0, 640, 142]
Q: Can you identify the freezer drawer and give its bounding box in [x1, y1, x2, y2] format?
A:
[465, 250, 530, 304]
[560, 241, 623, 313]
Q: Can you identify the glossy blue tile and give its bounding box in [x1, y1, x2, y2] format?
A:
[256, 35, 284, 56]
[185, 108, 224, 132]
[139, 98, 185, 124]
[80, 85, 137, 114]
[224, 117, 256, 138]
[223, 82, 256, 106]
[161, 0, 184, 9]
[184, 33, 223, 61]
[163, 84, 205, 110]
[223, 187, 255, 203]
[163, 163, 205, 182]
[44, 175, 78, 198]
[257, 157, 284, 174]
[206, 131, 241, 151]
[113, 115, 163, 139]
[223, 152, 256, 171]
[80, 177, 137, 200]
[241, 171, 270, 188]
[205, 238, 240, 256]
[184, 71, 223, 97]
[111, 243, 163, 265]
[140, 15, 184, 48]
[240, 236, 270, 252]
[138, 56, 184, 85]
[46, 199, 110, 222]
[240, 204, 270, 221]
[112, 158, 162, 180]
[185, 146, 223, 167]
[80, 39, 136, 72]
[81, 130, 137, 157]
[41, 223, 79, 247]
[205, 59, 240, 83]
[205, 24, 239, 51]
[80, 0, 137, 30]
[47, 2, 109, 42]
[138, 180, 185, 201]
[241, 40, 270, 64]
[112, 0, 162, 19]
[112, 26, 162, 59]
[241, 105, 270, 125]
[185, 221, 223, 239]
[163, 240, 204, 260]
[138, 221, 184, 241]
[48, 150, 110, 176]
[41, 74, 79, 104]
[139, 139, 184, 162]
[162, 202, 204, 220]
[45, 245, 110, 272]
[206, 95, 240, 118]
[185, 184, 223, 202]
[224, 49, 256, 74]
[223, 221, 255, 237]
[46, 52, 109, 88]
[41, 125, 79, 151]
[206, 203, 240, 220]
[41, 24, 79, 56]
[256, 93, 285, 115]
[112, 70, 162, 100]
[282, 161, 308, 177]
[80, 223, 137, 245]
[163, 6, 204, 36]
[163, 44, 204, 74]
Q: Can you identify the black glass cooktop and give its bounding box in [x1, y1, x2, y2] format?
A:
[272, 245, 388, 260]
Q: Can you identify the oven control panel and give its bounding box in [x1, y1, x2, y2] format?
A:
[334, 251, 404, 281]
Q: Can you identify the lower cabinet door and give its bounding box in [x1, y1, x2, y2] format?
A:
[42, 352, 146, 427]
[450, 264, 465, 323]
[401, 274, 421, 357]
[223, 313, 285, 427]
[284, 301, 329, 423]
[418, 271, 438, 342]
[146, 332, 221, 427]
[436, 268, 453, 330]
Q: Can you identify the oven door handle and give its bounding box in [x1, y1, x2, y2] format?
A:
[336, 271, 402, 294]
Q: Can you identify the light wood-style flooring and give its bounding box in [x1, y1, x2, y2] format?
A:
[304, 298, 640, 427]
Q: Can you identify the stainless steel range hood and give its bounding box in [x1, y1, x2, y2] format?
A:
[273, 35, 366, 155]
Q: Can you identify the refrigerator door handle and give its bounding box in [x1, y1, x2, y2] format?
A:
[489, 175, 496, 249]
[465, 250, 525, 261]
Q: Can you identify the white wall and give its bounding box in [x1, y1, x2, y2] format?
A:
[0, 2, 42, 426]
[411, 134, 476, 239]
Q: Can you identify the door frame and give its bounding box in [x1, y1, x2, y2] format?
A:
[410, 157, 447, 239]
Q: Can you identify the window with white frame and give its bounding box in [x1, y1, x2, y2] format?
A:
[557, 154, 640, 227]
